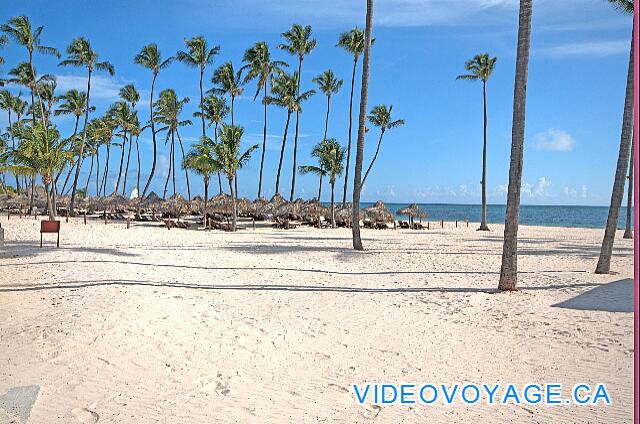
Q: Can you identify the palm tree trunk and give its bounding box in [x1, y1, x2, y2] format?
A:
[164, 139, 173, 199]
[123, 130, 134, 196]
[276, 111, 292, 195]
[28, 177, 34, 215]
[498, 0, 533, 291]
[115, 131, 127, 194]
[203, 175, 209, 229]
[199, 66, 206, 136]
[44, 179, 55, 221]
[101, 144, 110, 196]
[352, 0, 374, 251]
[624, 139, 634, 238]
[141, 72, 158, 198]
[135, 134, 141, 194]
[69, 67, 92, 215]
[28, 49, 47, 128]
[95, 148, 100, 196]
[214, 122, 222, 195]
[171, 132, 177, 197]
[479, 81, 490, 231]
[60, 115, 81, 195]
[85, 154, 94, 194]
[7, 108, 20, 194]
[290, 58, 303, 202]
[343, 57, 358, 207]
[258, 83, 268, 199]
[176, 129, 191, 201]
[229, 177, 237, 232]
[361, 130, 384, 188]
[50, 177, 57, 217]
[318, 174, 323, 201]
[331, 181, 336, 228]
[596, 28, 634, 273]
[324, 95, 330, 141]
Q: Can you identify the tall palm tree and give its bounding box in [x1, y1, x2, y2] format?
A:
[212, 124, 258, 232]
[242, 41, 288, 199]
[183, 138, 217, 229]
[278, 24, 317, 201]
[498, 0, 533, 291]
[1, 15, 60, 127]
[299, 139, 330, 202]
[624, 139, 634, 238]
[119, 84, 140, 196]
[36, 77, 57, 122]
[111, 101, 134, 194]
[59, 37, 114, 215]
[265, 72, 315, 196]
[0, 34, 7, 75]
[10, 94, 28, 192]
[193, 93, 229, 194]
[176, 36, 220, 149]
[313, 70, 343, 141]
[324, 139, 346, 228]
[55, 89, 93, 194]
[210, 61, 244, 126]
[8, 123, 71, 219]
[457, 53, 497, 231]
[0, 90, 18, 191]
[596, 0, 634, 273]
[337, 26, 368, 207]
[154, 88, 191, 200]
[134, 43, 173, 198]
[361, 105, 404, 187]
[352, 0, 374, 251]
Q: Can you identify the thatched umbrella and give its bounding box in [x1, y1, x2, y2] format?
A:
[140, 191, 162, 210]
[250, 198, 269, 219]
[236, 197, 253, 217]
[209, 193, 233, 216]
[164, 194, 187, 218]
[189, 195, 204, 215]
[397, 203, 427, 224]
[103, 194, 131, 213]
[362, 200, 394, 223]
[301, 199, 329, 226]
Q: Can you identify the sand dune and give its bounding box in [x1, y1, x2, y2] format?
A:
[0, 216, 634, 423]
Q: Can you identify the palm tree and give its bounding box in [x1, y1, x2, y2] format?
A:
[154, 88, 191, 200]
[596, 0, 634, 273]
[7, 123, 71, 219]
[457, 53, 497, 231]
[111, 101, 134, 194]
[313, 70, 343, 141]
[0, 90, 18, 192]
[176, 36, 220, 149]
[36, 77, 57, 121]
[324, 139, 346, 228]
[210, 61, 244, 196]
[265, 72, 315, 196]
[299, 140, 330, 202]
[183, 138, 217, 229]
[55, 89, 93, 194]
[6, 62, 55, 124]
[242, 41, 288, 199]
[351, 0, 374, 251]
[59, 37, 114, 215]
[0, 34, 7, 72]
[212, 124, 258, 231]
[193, 93, 229, 194]
[119, 84, 140, 196]
[1, 15, 60, 127]
[498, 0, 533, 291]
[361, 105, 405, 187]
[10, 94, 27, 192]
[337, 26, 368, 207]
[210, 61, 244, 126]
[134, 43, 173, 198]
[623, 139, 634, 238]
[278, 24, 317, 201]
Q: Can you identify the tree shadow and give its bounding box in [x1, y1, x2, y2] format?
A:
[552, 279, 634, 313]
[0, 241, 138, 259]
[0, 279, 601, 294]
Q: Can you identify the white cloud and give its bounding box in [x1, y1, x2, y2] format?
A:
[535, 40, 629, 58]
[533, 129, 576, 152]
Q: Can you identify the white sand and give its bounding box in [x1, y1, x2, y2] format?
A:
[0, 216, 634, 423]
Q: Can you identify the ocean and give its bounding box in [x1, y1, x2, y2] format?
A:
[355, 203, 634, 229]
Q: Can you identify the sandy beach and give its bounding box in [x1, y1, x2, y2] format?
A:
[0, 216, 634, 423]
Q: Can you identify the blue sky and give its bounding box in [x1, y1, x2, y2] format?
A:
[0, 0, 633, 205]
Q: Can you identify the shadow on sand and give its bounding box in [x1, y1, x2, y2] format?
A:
[552, 279, 633, 313]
